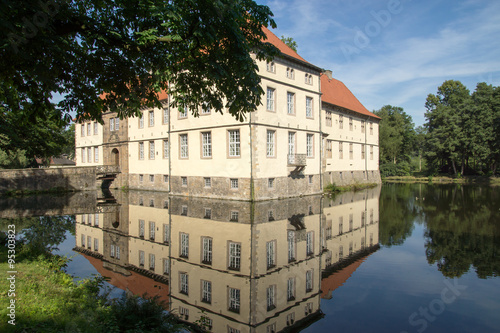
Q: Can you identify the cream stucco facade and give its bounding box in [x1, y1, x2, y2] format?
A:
[74, 29, 380, 201]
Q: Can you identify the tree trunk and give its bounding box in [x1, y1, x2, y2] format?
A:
[452, 160, 457, 176]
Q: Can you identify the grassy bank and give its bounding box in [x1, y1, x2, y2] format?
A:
[324, 182, 378, 194]
[1, 187, 75, 198]
[0, 245, 184, 333]
[383, 175, 500, 185]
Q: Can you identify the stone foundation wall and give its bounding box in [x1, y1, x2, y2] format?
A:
[253, 174, 322, 201]
[323, 170, 381, 187]
[169, 176, 252, 201]
[0, 167, 97, 194]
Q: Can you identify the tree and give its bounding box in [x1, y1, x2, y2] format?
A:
[0, 107, 69, 167]
[374, 105, 415, 176]
[424, 80, 470, 175]
[280, 35, 298, 52]
[1, 0, 279, 127]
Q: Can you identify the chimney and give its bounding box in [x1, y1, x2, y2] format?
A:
[324, 70, 333, 80]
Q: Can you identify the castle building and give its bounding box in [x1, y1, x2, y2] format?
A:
[75, 27, 380, 201]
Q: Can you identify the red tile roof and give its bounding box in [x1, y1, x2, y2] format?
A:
[321, 74, 380, 119]
[262, 26, 309, 63]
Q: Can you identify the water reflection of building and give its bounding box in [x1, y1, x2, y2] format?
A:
[73, 186, 380, 332]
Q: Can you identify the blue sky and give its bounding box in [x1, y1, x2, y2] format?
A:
[258, 0, 500, 126]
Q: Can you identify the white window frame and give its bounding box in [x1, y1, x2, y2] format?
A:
[139, 142, 144, 160]
[266, 87, 275, 111]
[163, 139, 169, 159]
[149, 110, 155, 127]
[306, 97, 313, 118]
[202, 237, 213, 264]
[307, 134, 314, 158]
[228, 242, 241, 270]
[180, 134, 188, 158]
[228, 130, 240, 157]
[202, 132, 212, 158]
[180, 233, 189, 258]
[149, 141, 155, 160]
[287, 92, 295, 115]
[266, 130, 275, 157]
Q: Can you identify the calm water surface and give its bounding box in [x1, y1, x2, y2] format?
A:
[2, 184, 499, 333]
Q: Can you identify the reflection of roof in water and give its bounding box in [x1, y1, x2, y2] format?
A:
[321, 245, 379, 299]
[81, 252, 169, 305]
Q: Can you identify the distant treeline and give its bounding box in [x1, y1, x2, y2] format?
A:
[375, 80, 500, 177]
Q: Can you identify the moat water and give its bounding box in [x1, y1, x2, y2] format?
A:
[2, 183, 500, 333]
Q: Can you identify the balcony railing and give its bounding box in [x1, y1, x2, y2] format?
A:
[287, 154, 307, 167]
[96, 165, 121, 175]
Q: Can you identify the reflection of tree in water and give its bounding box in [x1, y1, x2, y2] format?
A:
[422, 185, 500, 279]
[0, 215, 75, 255]
[379, 183, 417, 247]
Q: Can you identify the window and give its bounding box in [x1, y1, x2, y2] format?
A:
[370, 145, 374, 160]
[204, 208, 212, 219]
[201, 101, 211, 115]
[288, 132, 295, 164]
[88, 148, 92, 164]
[339, 115, 343, 129]
[139, 174, 144, 183]
[139, 219, 145, 238]
[268, 178, 275, 189]
[339, 245, 344, 259]
[139, 250, 145, 266]
[266, 285, 276, 311]
[305, 73, 313, 84]
[149, 110, 154, 127]
[149, 221, 156, 240]
[268, 210, 275, 221]
[228, 130, 240, 157]
[149, 141, 155, 160]
[110, 118, 117, 131]
[349, 117, 353, 131]
[94, 147, 99, 162]
[93, 122, 98, 135]
[180, 134, 188, 158]
[349, 143, 353, 160]
[349, 214, 353, 231]
[87, 123, 91, 136]
[306, 270, 313, 292]
[81, 148, 85, 163]
[163, 258, 170, 275]
[139, 113, 144, 128]
[81, 234, 85, 247]
[370, 122, 373, 135]
[287, 278, 295, 301]
[266, 61, 275, 73]
[326, 111, 332, 126]
[339, 216, 343, 235]
[87, 214, 92, 225]
[309, 175, 313, 185]
[266, 240, 276, 269]
[139, 142, 144, 160]
[266, 130, 275, 157]
[181, 177, 187, 187]
[202, 132, 212, 158]
[94, 214, 99, 227]
[114, 118, 119, 131]
[180, 233, 189, 258]
[327, 140, 332, 158]
[228, 288, 240, 313]
[230, 178, 238, 189]
[149, 253, 155, 270]
[361, 120, 365, 133]
[230, 211, 239, 222]
[286, 67, 294, 79]
[94, 238, 99, 251]
[181, 205, 188, 216]
[286, 313, 295, 326]
[306, 134, 314, 157]
[228, 242, 241, 270]
[163, 140, 169, 159]
[139, 196, 143, 205]
[266, 87, 275, 111]
[362, 144, 365, 159]
[339, 142, 343, 159]
[179, 105, 188, 118]
[306, 231, 314, 255]
[204, 177, 211, 188]
[150, 177, 155, 185]
[306, 97, 313, 118]
[288, 231, 296, 262]
[163, 175, 169, 183]
[163, 224, 169, 244]
[81, 124, 85, 137]
[115, 246, 120, 259]
[180, 272, 189, 295]
[163, 107, 169, 124]
[287, 92, 295, 115]
[202, 280, 212, 304]
[202, 237, 212, 264]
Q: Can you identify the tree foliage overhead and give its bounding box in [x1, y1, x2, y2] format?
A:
[280, 35, 298, 52]
[1, 0, 280, 125]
